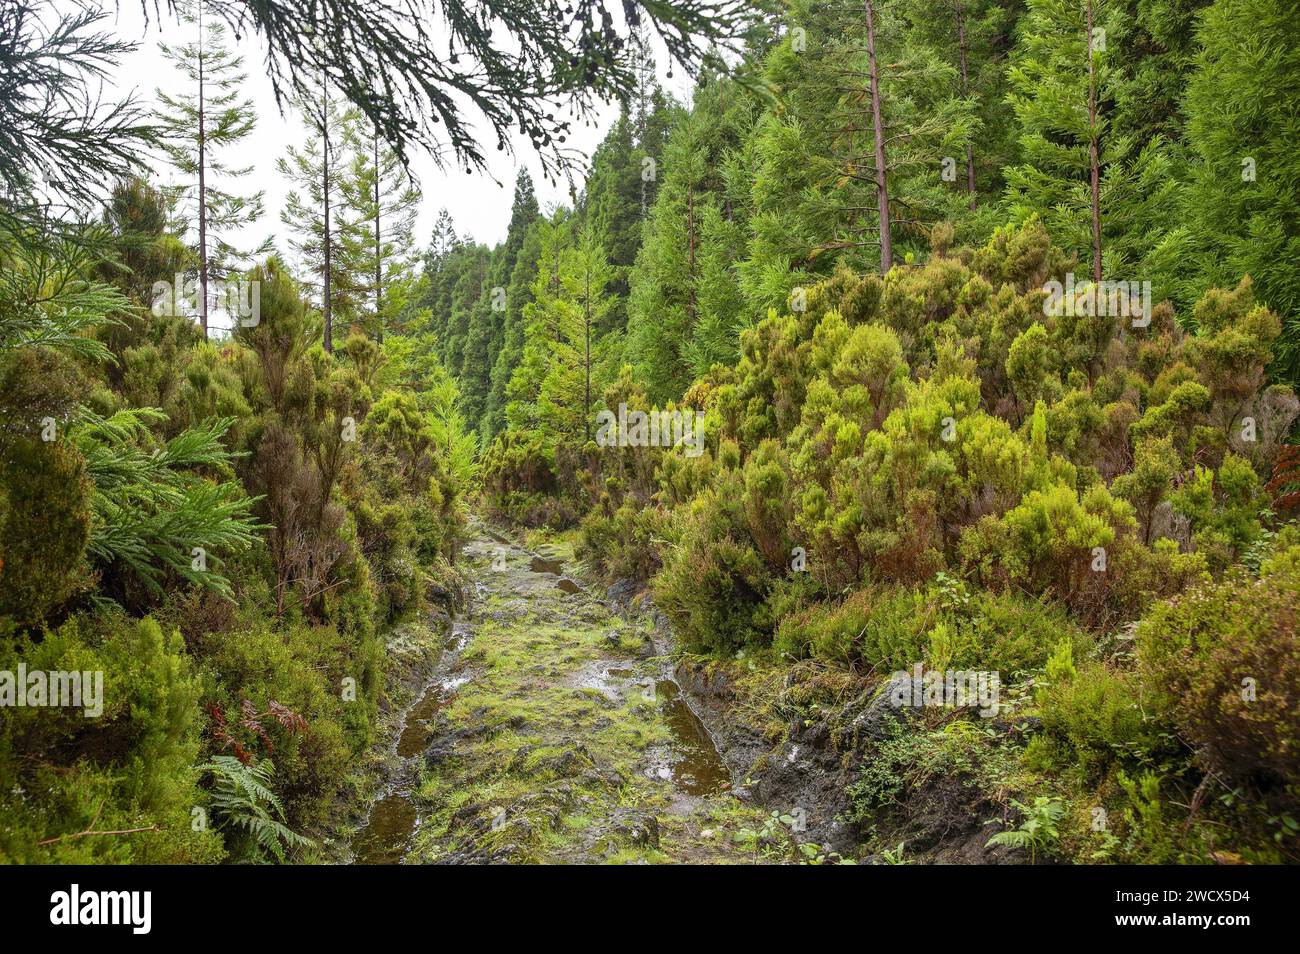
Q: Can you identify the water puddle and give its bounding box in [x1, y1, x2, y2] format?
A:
[349, 623, 471, 864]
[656, 680, 730, 796]
[350, 794, 418, 865]
[570, 662, 731, 797]
[395, 681, 451, 759]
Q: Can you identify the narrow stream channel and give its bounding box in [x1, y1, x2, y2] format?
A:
[348, 622, 471, 864]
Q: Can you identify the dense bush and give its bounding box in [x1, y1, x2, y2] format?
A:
[653, 470, 775, 653]
[0, 617, 223, 864]
[1138, 551, 1300, 796]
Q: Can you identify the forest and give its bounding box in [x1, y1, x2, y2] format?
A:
[1, 0, 1298, 868]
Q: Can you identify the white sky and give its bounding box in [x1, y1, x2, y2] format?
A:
[95, 0, 694, 251]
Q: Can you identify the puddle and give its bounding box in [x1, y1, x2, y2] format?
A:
[529, 556, 564, 575]
[351, 794, 418, 864]
[657, 680, 730, 796]
[571, 660, 730, 796]
[570, 660, 637, 701]
[395, 682, 450, 758]
[349, 622, 471, 864]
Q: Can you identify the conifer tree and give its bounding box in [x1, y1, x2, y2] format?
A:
[1181, 0, 1300, 381]
[441, 243, 491, 394]
[506, 215, 574, 435]
[626, 72, 755, 402]
[484, 219, 544, 437]
[341, 121, 421, 342]
[417, 208, 461, 340]
[278, 94, 363, 351]
[1004, 0, 1177, 282]
[1110, 0, 1211, 144]
[155, 0, 270, 337]
[895, 0, 1018, 221]
[461, 170, 540, 433]
[537, 224, 615, 443]
[742, 1, 975, 310]
[626, 106, 710, 404]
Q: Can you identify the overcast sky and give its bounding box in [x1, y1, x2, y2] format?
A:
[97, 0, 693, 253]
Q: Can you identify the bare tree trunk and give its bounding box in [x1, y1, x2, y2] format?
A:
[322, 79, 333, 353]
[1086, 0, 1103, 283]
[197, 2, 209, 338]
[956, 1, 976, 210]
[865, 0, 892, 274]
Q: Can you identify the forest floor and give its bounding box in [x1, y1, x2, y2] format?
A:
[347, 521, 780, 864]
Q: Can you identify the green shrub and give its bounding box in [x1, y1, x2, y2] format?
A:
[653, 473, 774, 653]
[0, 436, 92, 625]
[198, 616, 377, 830]
[1035, 651, 1166, 781]
[0, 615, 223, 864]
[1137, 553, 1300, 796]
[774, 586, 932, 669]
[774, 581, 1085, 677]
[576, 499, 668, 583]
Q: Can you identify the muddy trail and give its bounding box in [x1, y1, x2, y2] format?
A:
[348, 522, 772, 864]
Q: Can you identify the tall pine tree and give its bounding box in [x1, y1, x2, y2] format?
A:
[1005, 0, 1177, 282]
[341, 120, 421, 342]
[278, 94, 363, 350]
[155, 0, 270, 337]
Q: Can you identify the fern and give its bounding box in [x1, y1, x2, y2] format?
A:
[1266, 445, 1300, 514]
[200, 756, 314, 863]
[70, 408, 263, 600]
[987, 796, 1065, 864]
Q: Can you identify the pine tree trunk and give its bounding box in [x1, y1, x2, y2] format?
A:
[322, 81, 333, 353]
[374, 129, 382, 343]
[686, 180, 697, 323]
[864, 0, 893, 274]
[584, 265, 592, 442]
[1086, 0, 1103, 283]
[197, 2, 209, 338]
[956, 2, 977, 210]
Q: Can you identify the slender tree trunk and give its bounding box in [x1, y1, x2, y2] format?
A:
[322, 80, 333, 353]
[686, 180, 697, 324]
[956, 1, 976, 210]
[1086, 0, 1103, 283]
[584, 264, 592, 442]
[197, 2, 209, 338]
[374, 128, 382, 343]
[865, 0, 892, 274]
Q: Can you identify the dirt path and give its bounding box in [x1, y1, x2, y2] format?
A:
[350, 521, 772, 864]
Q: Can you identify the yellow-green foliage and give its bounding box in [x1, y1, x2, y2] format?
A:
[775, 582, 1089, 676]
